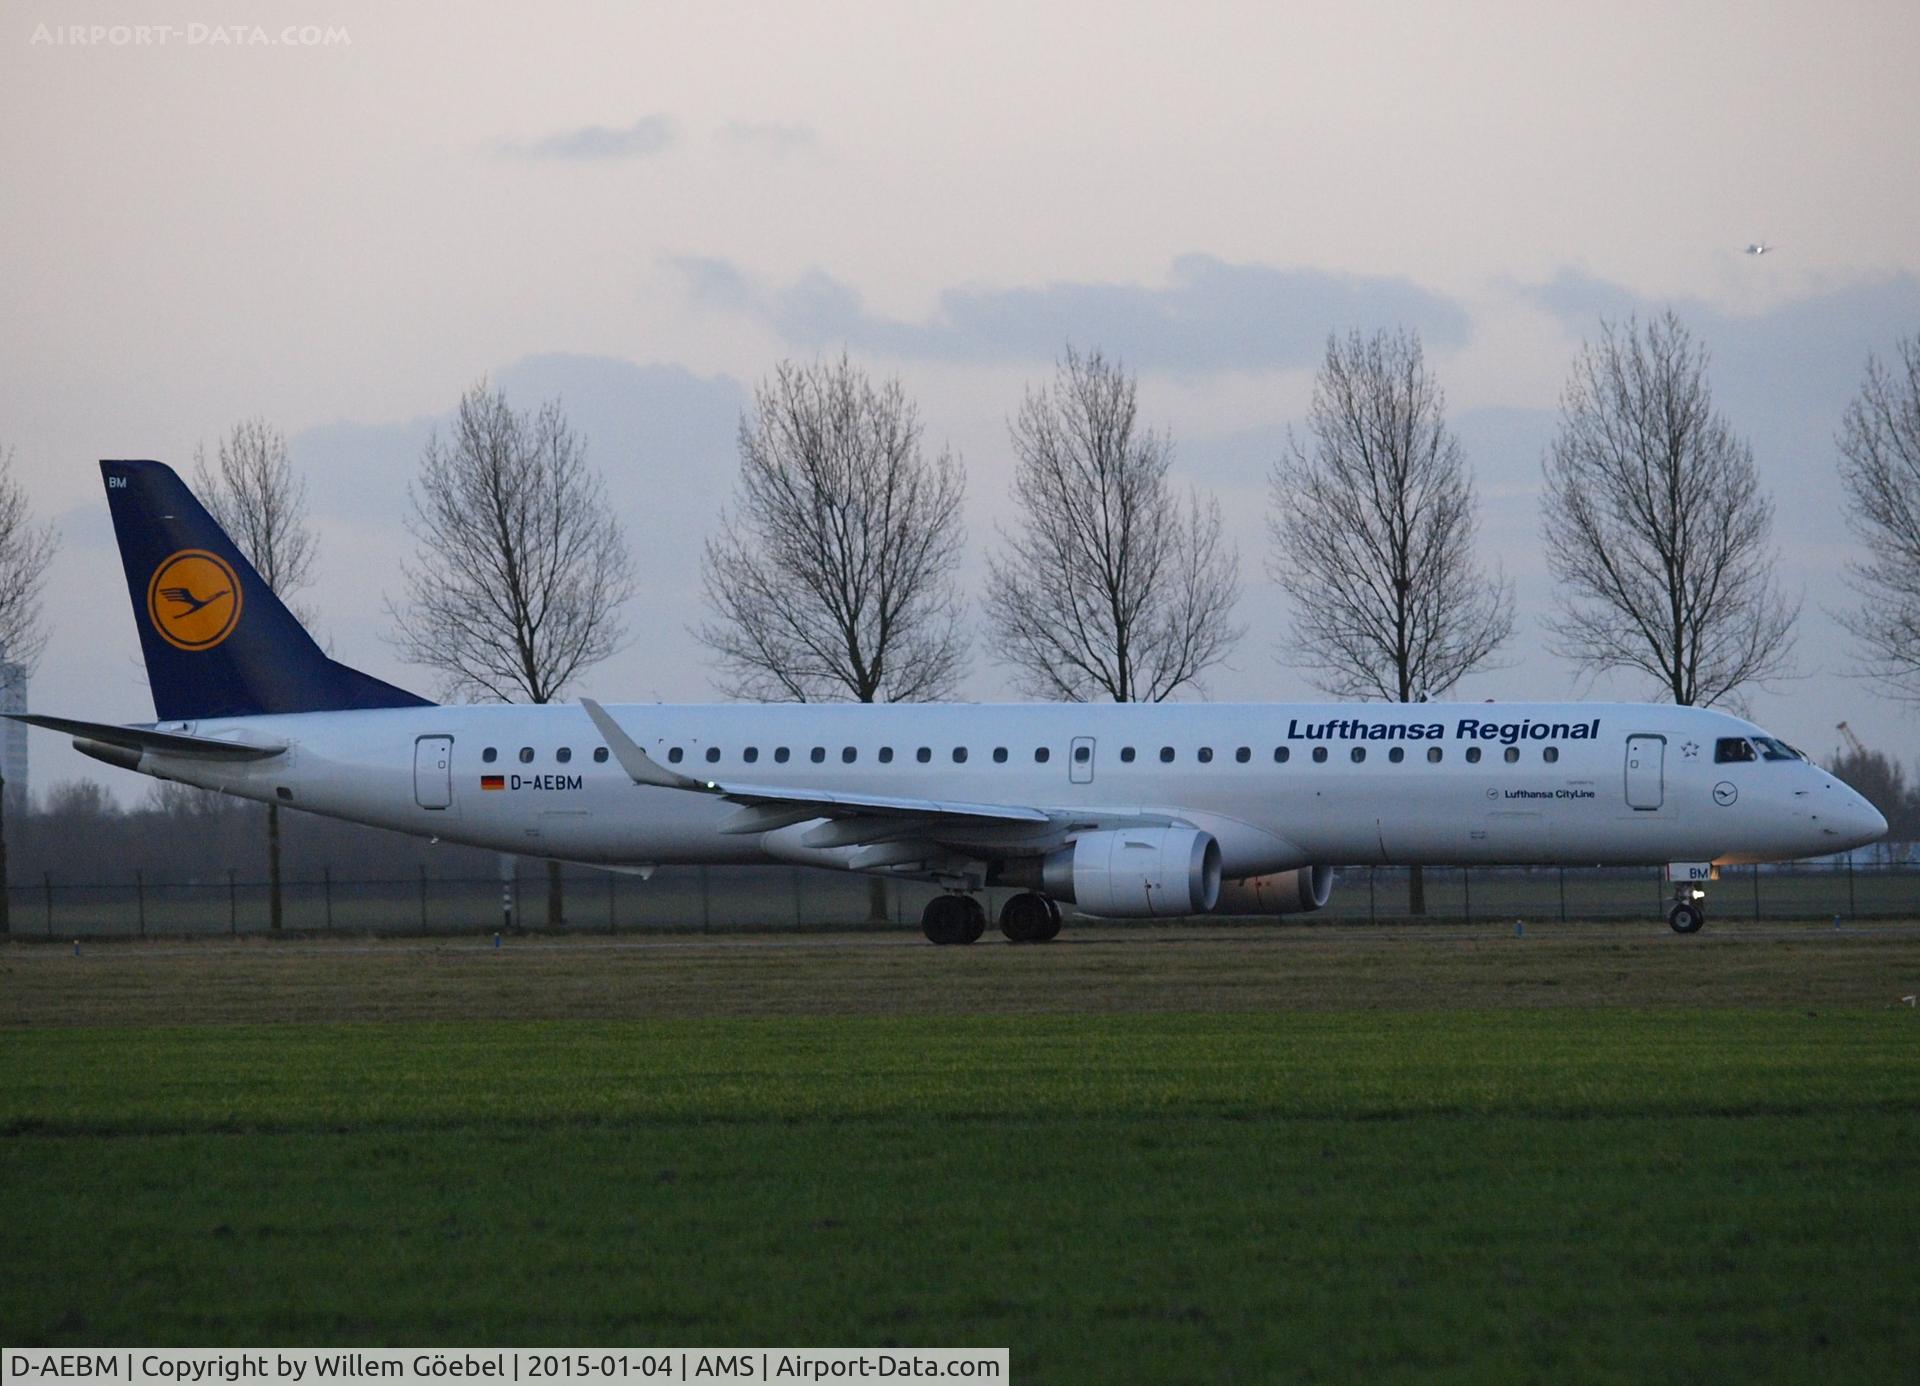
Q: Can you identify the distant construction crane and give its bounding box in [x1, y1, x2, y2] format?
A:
[1836, 721, 1867, 758]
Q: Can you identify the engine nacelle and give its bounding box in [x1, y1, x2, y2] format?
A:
[1042, 827, 1222, 918]
[1211, 865, 1334, 915]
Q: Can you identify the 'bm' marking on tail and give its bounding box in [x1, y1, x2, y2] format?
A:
[146, 549, 243, 651]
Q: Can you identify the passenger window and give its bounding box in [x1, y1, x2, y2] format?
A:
[842, 747, 857, 764]
[482, 747, 498, 764]
[1235, 746, 1251, 763]
[744, 747, 759, 764]
[1543, 747, 1558, 763]
[1121, 747, 1136, 763]
[1274, 746, 1290, 763]
[1034, 747, 1050, 763]
[774, 747, 790, 764]
[1074, 745, 1091, 763]
[1350, 747, 1366, 763]
[1715, 737, 1758, 764]
[1311, 747, 1328, 763]
[878, 747, 893, 764]
[1159, 746, 1175, 763]
[952, 747, 968, 763]
[1503, 746, 1519, 763]
[1198, 747, 1213, 764]
[993, 747, 1008, 763]
[1389, 747, 1405, 763]
[1427, 747, 1442, 763]
[665, 747, 682, 764]
[1465, 747, 1482, 764]
[593, 747, 609, 763]
[811, 747, 826, 763]
[917, 747, 931, 763]
[557, 747, 572, 764]
[707, 747, 721, 763]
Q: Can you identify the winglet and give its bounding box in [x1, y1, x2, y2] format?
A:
[580, 697, 710, 791]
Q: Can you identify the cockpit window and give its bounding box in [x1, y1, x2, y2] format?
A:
[1714, 737, 1758, 764]
[1753, 736, 1799, 762]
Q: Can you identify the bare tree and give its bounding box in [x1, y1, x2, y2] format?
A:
[1270, 329, 1513, 702]
[986, 348, 1243, 702]
[699, 355, 967, 703]
[192, 418, 317, 929]
[1836, 334, 1920, 701]
[1269, 330, 1512, 915]
[0, 445, 57, 935]
[193, 419, 316, 613]
[1541, 311, 1796, 707]
[392, 381, 635, 924]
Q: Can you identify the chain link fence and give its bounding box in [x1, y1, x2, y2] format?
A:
[3, 858, 1915, 938]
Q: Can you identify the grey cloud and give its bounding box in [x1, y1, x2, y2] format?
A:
[673, 254, 1473, 371]
[498, 115, 677, 161]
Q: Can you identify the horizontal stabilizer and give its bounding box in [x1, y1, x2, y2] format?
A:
[8, 713, 287, 761]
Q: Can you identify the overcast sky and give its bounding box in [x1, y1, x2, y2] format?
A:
[5, 0, 1918, 801]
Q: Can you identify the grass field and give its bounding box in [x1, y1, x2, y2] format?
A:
[4, 924, 1919, 1382]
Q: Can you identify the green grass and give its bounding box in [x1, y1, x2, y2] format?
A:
[3, 1011, 1917, 1381]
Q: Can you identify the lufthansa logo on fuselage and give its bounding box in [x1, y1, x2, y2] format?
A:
[147, 549, 243, 651]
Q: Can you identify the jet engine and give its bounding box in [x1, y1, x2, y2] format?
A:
[1041, 827, 1221, 917]
[1210, 865, 1334, 915]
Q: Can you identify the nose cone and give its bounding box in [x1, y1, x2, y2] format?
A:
[1828, 784, 1888, 851]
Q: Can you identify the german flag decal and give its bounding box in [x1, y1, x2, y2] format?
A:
[481, 775, 505, 791]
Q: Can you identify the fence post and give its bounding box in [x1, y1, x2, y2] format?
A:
[1462, 867, 1470, 923]
[1557, 867, 1566, 923]
[419, 864, 428, 931]
[228, 868, 237, 936]
[1752, 862, 1760, 921]
[43, 871, 52, 937]
[699, 865, 711, 930]
[323, 866, 333, 930]
[607, 870, 616, 933]
[792, 866, 803, 927]
[1368, 867, 1376, 924]
[136, 869, 146, 939]
[1847, 854, 1856, 918]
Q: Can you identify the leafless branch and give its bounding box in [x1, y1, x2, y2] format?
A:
[1268, 329, 1513, 702]
[0, 444, 58, 676]
[389, 381, 634, 705]
[985, 347, 1243, 702]
[192, 418, 316, 620]
[698, 355, 968, 703]
[1836, 334, 1920, 702]
[1540, 311, 1797, 707]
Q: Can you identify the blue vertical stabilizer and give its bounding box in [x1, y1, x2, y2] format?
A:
[101, 459, 433, 720]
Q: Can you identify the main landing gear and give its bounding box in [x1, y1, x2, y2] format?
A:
[919, 891, 1060, 945]
[920, 893, 985, 946]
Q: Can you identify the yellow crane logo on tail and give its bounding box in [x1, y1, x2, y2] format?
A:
[146, 549, 243, 651]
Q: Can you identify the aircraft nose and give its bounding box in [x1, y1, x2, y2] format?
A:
[1832, 786, 1888, 849]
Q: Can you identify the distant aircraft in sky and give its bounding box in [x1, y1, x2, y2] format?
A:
[9, 461, 1888, 941]
[1745, 242, 1775, 256]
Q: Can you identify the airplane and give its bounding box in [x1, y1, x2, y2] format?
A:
[11, 460, 1888, 941]
[1745, 242, 1775, 256]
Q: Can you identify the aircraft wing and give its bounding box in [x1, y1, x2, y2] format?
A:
[8, 713, 288, 761]
[581, 697, 1060, 845]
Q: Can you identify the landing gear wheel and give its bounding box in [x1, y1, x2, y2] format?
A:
[922, 894, 983, 946]
[1667, 901, 1705, 934]
[1035, 895, 1062, 941]
[962, 896, 986, 943]
[999, 892, 1058, 943]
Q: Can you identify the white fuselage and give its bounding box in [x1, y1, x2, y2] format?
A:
[130, 699, 1885, 878]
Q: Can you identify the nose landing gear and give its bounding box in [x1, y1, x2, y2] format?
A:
[1665, 864, 1711, 933]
